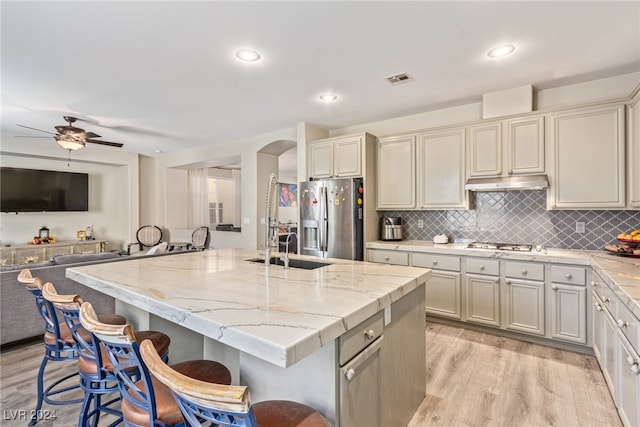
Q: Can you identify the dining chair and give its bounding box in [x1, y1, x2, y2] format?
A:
[188, 226, 209, 251]
[127, 225, 163, 255]
[139, 339, 329, 427]
[79, 302, 232, 427]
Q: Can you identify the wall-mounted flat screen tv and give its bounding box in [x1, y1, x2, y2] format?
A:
[1, 167, 89, 212]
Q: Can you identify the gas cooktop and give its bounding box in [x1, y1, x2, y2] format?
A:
[466, 242, 533, 252]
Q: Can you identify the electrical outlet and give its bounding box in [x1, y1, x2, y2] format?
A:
[576, 221, 585, 233]
[418, 220, 424, 229]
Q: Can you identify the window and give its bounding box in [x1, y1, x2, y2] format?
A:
[207, 168, 241, 229]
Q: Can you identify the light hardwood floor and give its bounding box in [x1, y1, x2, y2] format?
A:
[0, 322, 621, 427]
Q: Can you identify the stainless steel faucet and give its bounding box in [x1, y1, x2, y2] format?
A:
[264, 173, 278, 266]
[280, 231, 297, 269]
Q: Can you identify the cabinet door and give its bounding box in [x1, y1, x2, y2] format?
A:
[425, 270, 462, 320]
[504, 278, 545, 336]
[0, 248, 14, 266]
[308, 141, 333, 179]
[604, 314, 617, 398]
[376, 136, 415, 209]
[506, 115, 545, 175]
[340, 337, 382, 427]
[550, 283, 587, 344]
[628, 93, 640, 208]
[465, 274, 500, 327]
[617, 336, 640, 427]
[548, 104, 625, 209]
[45, 244, 73, 258]
[468, 122, 502, 177]
[334, 136, 362, 177]
[417, 128, 467, 209]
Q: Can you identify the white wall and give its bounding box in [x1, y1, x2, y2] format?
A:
[0, 139, 139, 250]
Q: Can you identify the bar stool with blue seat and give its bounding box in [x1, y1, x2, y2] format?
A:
[139, 339, 329, 427]
[41, 282, 173, 427]
[79, 301, 232, 427]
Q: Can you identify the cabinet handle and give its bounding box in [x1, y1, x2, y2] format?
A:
[631, 364, 640, 375]
[603, 297, 610, 303]
[591, 281, 598, 287]
[594, 302, 603, 312]
[432, 260, 438, 265]
[565, 273, 573, 280]
[551, 284, 558, 291]
[617, 319, 628, 328]
[384, 256, 390, 261]
[627, 356, 635, 366]
[505, 280, 512, 285]
[364, 329, 375, 340]
[479, 265, 485, 271]
[345, 368, 356, 381]
[521, 269, 528, 275]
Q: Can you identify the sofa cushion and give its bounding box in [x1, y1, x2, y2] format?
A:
[0, 259, 53, 272]
[52, 252, 121, 265]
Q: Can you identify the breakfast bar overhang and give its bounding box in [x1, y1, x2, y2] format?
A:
[67, 248, 431, 427]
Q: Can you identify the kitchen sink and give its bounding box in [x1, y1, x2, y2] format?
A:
[245, 257, 331, 270]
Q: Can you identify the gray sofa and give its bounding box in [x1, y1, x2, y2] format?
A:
[0, 250, 182, 346]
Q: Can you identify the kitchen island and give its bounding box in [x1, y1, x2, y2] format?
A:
[67, 248, 431, 427]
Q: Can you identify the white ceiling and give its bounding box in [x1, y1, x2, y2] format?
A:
[2, 1, 639, 157]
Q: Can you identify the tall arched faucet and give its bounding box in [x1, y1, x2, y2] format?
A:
[264, 173, 279, 265]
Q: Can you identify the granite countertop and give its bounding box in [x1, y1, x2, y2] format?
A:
[67, 248, 430, 368]
[367, 240, 640, 319]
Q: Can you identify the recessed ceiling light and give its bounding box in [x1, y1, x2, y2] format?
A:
[319, 94, 338, 102]
[487, 44, 516, 58]
[235, 49, 261, 62]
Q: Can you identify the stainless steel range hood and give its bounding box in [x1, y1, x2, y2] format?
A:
[465, 174, 549, 192]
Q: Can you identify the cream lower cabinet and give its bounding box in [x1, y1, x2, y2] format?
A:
[547, 103, 626, 209]
[503, 261, 545, 336]
[464, 257, 500, 327]
[413, 253, 462, 320]
[549, 265, 587, 344]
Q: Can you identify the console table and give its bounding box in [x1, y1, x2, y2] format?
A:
[0, 240, 107, 266]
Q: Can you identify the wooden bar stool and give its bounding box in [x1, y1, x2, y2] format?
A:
[139, 339, 329, 427]
[79, 302, 232, 427]
[41, 282, 175, 427]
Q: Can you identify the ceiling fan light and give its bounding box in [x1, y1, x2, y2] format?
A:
[55, 135, 85, 151]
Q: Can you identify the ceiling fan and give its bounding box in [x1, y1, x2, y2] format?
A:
[16, 116, 124, 151]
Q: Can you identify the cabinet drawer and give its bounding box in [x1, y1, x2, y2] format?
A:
[368, 250, 408, 266]
[504, 261, 544, 281]
[465, 258, 499, 276]
[339, 311, 384, 366]
[45, 245, 73, 258]
[593, 276, 617, 316]
[617, 302, 640, 352]
[550, 265, 586, 286]
[411, 253, 461, 272]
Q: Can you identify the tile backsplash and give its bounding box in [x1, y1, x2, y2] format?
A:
[384, 191, 640, 250]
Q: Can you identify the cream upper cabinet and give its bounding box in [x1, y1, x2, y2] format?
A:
[376, 135, 415, 209]
[468, 121, 502, 177]
[506, 115, 545, 175]
[307, 135, 362, 179]
[547, 103, 626, 209]
[417, 127, 467, 209]
[468, 115, 545, 178]
[628, 89, 640, 209]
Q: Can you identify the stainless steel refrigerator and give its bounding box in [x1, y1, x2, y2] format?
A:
[299, 177, 364, 260]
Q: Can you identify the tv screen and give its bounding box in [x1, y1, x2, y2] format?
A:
[0, 167, 89, 212]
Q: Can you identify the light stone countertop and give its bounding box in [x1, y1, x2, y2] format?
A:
[67, 248, 430, 368]
[367, 240, 640, 319]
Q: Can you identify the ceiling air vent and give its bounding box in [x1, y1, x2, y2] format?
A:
[385, 73, 414, 85]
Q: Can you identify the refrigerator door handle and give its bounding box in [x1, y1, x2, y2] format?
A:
[320, 186, 329, 251]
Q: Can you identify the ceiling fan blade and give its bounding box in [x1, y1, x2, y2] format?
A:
[16, 124, 56, 135]
[86, 139, 124, 148]
[14, 135, 53, 138]
[83, 131, 101, 139]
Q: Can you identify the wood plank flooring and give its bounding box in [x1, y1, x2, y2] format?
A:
[0, 322, 621, 426]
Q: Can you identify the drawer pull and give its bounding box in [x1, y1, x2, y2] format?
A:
[479, 265, 485, 271]
[505, 280, 512, 285]
[432, 260, 438, 265]
[565, 273, 573, 280]
[384, 256, 390, 261]
[591, 280, 598, 287]
[616, 319, 628, 329]
[631, 364, 640, 375]
[364, 329, 375, 340]
[627, 356, 636, 366]
[345, 368, 356, 381]
[551, 285, 558, 291]
[521, 269, 528, 275]
[594, 302, 603, 312]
